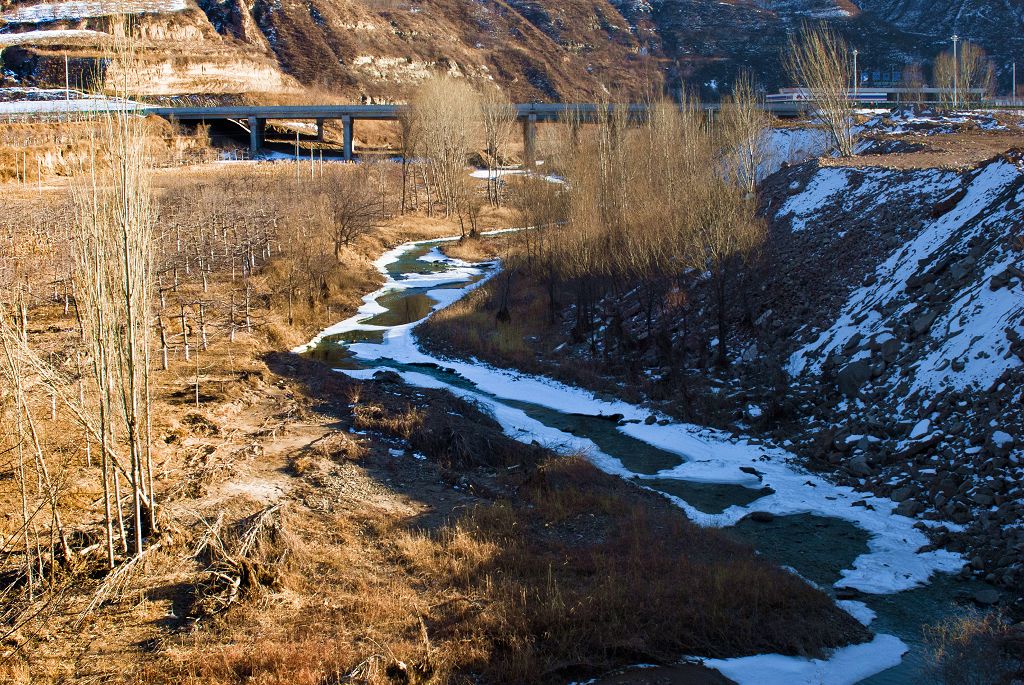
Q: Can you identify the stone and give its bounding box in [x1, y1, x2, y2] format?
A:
[880, 337, 900, 363]
[989, 274, 1008, 290]
[971, 491, 994, 507]
[988, 431, 1014, 458]
[748, 511, 775, 523]
[909, 419, 931, 440]
[912, 309, 939, 336]
[972, 587, 1000, 606]
[848, 455, 872, 477]
[891, 486, 915, 502]
[896, 500, 923, 517]
[837, 359, 873, 397]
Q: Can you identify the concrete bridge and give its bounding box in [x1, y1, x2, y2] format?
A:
[146, 101, 812, 161]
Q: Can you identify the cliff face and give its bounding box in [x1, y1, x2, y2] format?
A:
[1, 0, 1021, 99]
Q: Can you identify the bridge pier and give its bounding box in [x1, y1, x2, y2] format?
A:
[247, 116, 266, 156]
[342, 115, 353, 161]
[316, 118, 325, 142]
[522, 113, 537, 168]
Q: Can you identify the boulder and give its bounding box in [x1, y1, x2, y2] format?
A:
[972, 587, 1000, 606]
[891, 486, 915, 502]
[912, 309, 940, 336]
[848, 455, 872, 477]
[896, 500, 923, 517]
[987, 431, 1014, 458]
[879, 337, 900, 363]
[971, 490, 995, 507]
[837, 359, 873, 397]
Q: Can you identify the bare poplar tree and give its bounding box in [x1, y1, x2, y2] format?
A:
[933, 40, 994, 108]
[408, 76, 482, 233]
[719, 74, 769, 194]
[397, 105, 421, 214]
[901, 62, 926, 105]
[71, 20, 155, 561]
[690, 179, 765, 366]
[478, 86, 517, 207]
[785, 24, 856, 157]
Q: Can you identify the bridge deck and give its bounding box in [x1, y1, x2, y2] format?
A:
[143, 101, 819, 159]
[146, 101, 811, 122]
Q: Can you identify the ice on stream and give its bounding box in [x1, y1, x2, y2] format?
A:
[295, 235, 966, 684]
[701, 634, 906, 685]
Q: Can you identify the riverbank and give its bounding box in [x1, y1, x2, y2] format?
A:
[298, 235, 988, 683]
[1, 164, 870, 684]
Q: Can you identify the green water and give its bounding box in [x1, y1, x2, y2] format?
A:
[384, 242, 449, 278]
[648, 479, 775, 514]
[364, 290, 437, 326]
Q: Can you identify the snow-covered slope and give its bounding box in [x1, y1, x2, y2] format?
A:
[763, 147, 1024, 591]
[786, 155, 1024, 408]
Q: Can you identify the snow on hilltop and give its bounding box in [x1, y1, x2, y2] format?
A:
[0, 0, 187, 23]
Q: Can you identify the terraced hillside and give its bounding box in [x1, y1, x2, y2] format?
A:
[1, 0, 1022, 101]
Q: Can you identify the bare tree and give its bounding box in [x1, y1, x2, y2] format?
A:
[71, 21, 156, 562]
[324, 167, 379, 257]
[933, 40, 994, 109]
[478, 86, 517, 207]
[901, 62, 926, 105]
[691, 179, 765, 366]
[397, 105, 421, 214]
[719, 74, 769, 194]
[785, 24, 856, 157]
[409, 76, 482, 233]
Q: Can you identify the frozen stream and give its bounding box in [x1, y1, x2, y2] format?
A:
[296, 235, 989, 684]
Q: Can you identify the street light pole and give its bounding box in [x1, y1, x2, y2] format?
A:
[951, 34, 960, 109]
[853, 49, 859, 100]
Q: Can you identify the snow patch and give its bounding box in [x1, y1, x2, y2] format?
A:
[1, 0, 187, 23]
[702, 634, 907, 685]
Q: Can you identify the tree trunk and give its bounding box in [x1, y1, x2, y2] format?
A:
[715, 264, 729, 368]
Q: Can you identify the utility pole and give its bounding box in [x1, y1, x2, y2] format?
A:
[951, 34, 960, 109]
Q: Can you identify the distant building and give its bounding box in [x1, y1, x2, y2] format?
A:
[858, 70, 905, 88]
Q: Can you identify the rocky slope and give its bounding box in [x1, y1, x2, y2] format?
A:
[631, 113, 1024, 600]
[2, 0, 1022, 100]
[764, 134, 1024, 597]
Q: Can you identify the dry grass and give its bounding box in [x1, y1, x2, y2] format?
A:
[0, 116, 213, 183]
[419, 275, 627, 400]
[421, 284, 539, 369]
[156, 446, 866, 685]
[924, 610, 1024, 685]
[0, 152, 514, 683]
[439, 235, 502, 262]
[353, 381, 548, 468]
